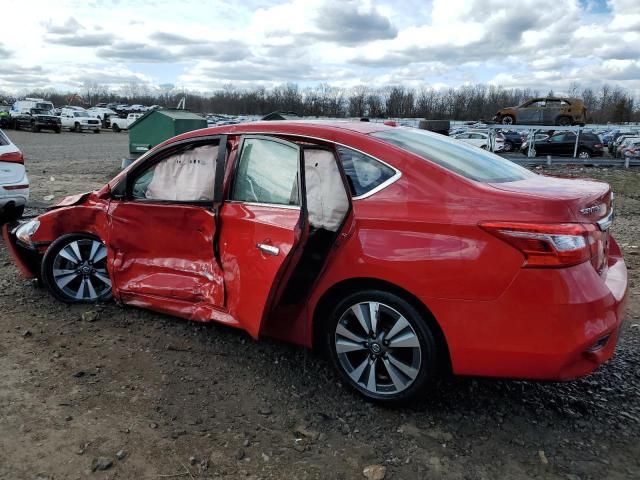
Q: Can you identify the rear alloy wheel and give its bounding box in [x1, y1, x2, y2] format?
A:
[503, 141, 514, 152]
[112, 124, 121, 133]
[327, 290, 438, 405]
[557, 116, 572, 126]
[501, 115, 515, 125]
[578, 149, 591, 159]
[41, 234, 112, 303]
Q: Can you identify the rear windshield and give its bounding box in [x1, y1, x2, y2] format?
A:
[372, 128, 535, 183]
[0, 130, 8, 146]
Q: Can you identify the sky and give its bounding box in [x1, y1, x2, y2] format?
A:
[1, 0, 639, 97]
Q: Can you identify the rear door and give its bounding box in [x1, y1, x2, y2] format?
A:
[543, 99, 563, 124]
[218, 135, 304, 338]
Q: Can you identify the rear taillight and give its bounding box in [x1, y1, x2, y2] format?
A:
[0, 151, 24, 164]
[480, 222, 598, 267]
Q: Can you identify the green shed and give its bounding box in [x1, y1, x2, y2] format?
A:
[128, 109, 207, 159]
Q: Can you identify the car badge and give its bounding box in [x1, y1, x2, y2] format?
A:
[580, 204, 602, 215]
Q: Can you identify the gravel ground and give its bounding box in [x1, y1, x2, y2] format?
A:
[0, 129, 639, 479]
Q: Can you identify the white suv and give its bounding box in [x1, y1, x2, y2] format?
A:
[59, 107, 101, 133]
[0, 129, 29, 220]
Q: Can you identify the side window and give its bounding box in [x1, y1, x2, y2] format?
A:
[336, 146, 395, 197]
[549, 134, 565, 143]
[232, 138, 300, 206]
[131, 143, 218, 202]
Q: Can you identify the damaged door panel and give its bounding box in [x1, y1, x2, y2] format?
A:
[108, 138, 226, 320]
[219, 135, 304, 338]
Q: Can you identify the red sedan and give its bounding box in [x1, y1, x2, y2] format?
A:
[3, 121, 628, 404]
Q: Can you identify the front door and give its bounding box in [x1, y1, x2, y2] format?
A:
[218, 135, 304, 338]
[518, 100, 543, 124]
[107, 137, 227, 319]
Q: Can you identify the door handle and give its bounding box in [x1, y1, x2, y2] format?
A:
[257, 243, 279, 256]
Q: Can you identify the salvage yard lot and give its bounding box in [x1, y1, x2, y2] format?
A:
[1, 129, 639, 479]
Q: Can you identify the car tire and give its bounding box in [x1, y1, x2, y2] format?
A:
[556, 116, 571, 126]
[3, 204, 24, 222]
[325, 289, 438, 405]
[578, 149, 591, 159]
[55, 127, 61, 134]
[503, 141, 514, 152]
[74, 122, 81, 133]
[112, 124, 121, 133]
[31, 123, 39, 133]
[94, 129, 101, 134]
[41, 233, 112, 304]
[501, 115, 515, 125]
[14, 122, 20, 131]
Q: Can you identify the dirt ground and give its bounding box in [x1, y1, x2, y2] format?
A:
[0, 129, 639, 480]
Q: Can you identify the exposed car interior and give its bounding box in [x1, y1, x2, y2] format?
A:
[280, 144, 351, 304]
[132, 143, 219, 202]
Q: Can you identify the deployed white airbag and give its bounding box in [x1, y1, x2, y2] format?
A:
[146, 144, 218, 201]
[304, 149, 349, 232]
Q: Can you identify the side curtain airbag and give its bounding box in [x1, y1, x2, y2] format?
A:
[304, 149, 349, 232]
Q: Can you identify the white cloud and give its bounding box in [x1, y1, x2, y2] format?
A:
[0, 0, 637, 98]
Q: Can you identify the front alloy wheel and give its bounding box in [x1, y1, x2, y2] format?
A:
[328, 291, 438, 404]
[42, 234, 112, 302]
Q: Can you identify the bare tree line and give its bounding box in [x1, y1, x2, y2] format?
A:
[3, 81, 638, 123]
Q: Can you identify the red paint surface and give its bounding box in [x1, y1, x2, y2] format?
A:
[3, 121, 629, 381]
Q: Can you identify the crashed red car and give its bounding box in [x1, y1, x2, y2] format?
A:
[3, 121, 628, 404]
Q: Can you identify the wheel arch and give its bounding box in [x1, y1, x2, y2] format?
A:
[312, 276, 452, 373]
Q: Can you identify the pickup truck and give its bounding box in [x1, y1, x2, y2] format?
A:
[13, 108, 61, 133]
[60, 108, 101, 133]
[110, 113, 143, 132]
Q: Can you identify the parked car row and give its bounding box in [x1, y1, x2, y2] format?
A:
[609, 133, 640, 157]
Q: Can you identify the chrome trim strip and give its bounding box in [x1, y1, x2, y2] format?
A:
[221, 131, 403, 201]
[597, 210, 614, 231]
[225, 200, 301, 211]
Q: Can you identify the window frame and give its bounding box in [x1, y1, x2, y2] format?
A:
[222, 132, 401, 202]
[120, 134, 226, 207]
[227, 134, 304, 210]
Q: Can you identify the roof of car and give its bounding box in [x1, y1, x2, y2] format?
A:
[149, 120, 399, 160]
[223, 119, 389, 134]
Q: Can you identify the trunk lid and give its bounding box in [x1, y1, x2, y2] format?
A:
[489, 175, 612, 223]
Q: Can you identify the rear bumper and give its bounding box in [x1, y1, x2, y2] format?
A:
[0, 185, 29, 208]
[435, 237, 628, 380]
